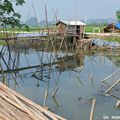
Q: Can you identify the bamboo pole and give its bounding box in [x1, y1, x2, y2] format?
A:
[0, 82, 66, 120]
[102, 68, 120, 82]
[10, 94, 40, 120]
[116, 100, 120, 108]
[32, 3, 41, 34]
[52, 85, 59, 97]
[0, 108, 15, 120]
[0, 97, 21, 120]
[104, 79, 120, 94]
[59, 23, 69, 51]
[90, 71, 93, 80]
[0, 112, 11, 120]
[1, 56, 18, 86]
[43, 90, 48, 108]
[89, 98, 96, 120]
[0, 91, 25, 112]
[45, 5, 49, 35]
[0, 88, 40, 120]
[0, 63, 7, 84]
[52, 97, 59, 108]
[45, 5, 57, 55]
[27, 105, 49, 120]
[27, 106, 47, 120]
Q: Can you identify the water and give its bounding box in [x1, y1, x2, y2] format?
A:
[0, 46, 120, 120]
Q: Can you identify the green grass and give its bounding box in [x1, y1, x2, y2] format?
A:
[1, 25, 105, 33]
[0, 33, 8, 45]
[85, 25, 105, 33]
[104, 36, 120, 43]
[0, 40, 6, 45]
[0, 33, 7, 39]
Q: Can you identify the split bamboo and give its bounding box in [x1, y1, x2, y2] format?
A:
[0, 82, 66, 120]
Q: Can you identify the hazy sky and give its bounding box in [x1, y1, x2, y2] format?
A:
[15, 0, 120, 22]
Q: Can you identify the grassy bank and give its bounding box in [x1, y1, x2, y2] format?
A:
[101, 36, 120, 43]
[0, 25, 105, 33]
[85, 25, 105, 33]
[0, 32, 7, 39]
[0, 33, 6, 45]
[0, 40, 6, 45]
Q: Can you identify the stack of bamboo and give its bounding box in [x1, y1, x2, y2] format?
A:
[116, 101, 120, 108]
[0, 82, 66, 120]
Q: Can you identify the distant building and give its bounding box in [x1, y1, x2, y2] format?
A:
[56, 20, 86, 37]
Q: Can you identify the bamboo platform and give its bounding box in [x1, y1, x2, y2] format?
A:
[0, 82, 66, 120]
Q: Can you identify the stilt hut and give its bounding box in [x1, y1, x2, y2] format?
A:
[56, 20, 86, 37]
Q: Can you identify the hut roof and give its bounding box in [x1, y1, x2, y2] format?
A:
[56, 20, 86, 26]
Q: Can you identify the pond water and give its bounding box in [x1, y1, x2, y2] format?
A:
[0, 46, 120, 120]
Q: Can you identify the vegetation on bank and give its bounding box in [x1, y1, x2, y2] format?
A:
[1, 24, 120, 46]
[0, 41, 6, 45]
[0, 33, 7, 39]
[0, 25, 104, 33]
[101, 36, 120, 43]
[84, 25, 106, 33]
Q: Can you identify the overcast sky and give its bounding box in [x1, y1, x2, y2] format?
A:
[15, 0, 120, 22]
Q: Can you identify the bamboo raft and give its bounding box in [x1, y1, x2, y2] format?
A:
[0, 82, 66, 120]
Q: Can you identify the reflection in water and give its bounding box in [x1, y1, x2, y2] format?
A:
[0, 46, 120, 120]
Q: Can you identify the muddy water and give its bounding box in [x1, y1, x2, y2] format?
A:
[0, 47, 120, 120]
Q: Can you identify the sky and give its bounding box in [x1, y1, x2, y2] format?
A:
[15, 0, 120, 22]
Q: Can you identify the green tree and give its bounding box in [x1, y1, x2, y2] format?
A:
[0, 0, 25, 28]
[116, 10, 120, 23]
[0, 0, 28, 57]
